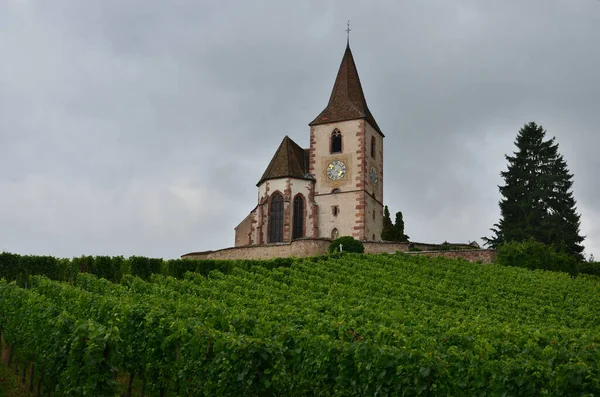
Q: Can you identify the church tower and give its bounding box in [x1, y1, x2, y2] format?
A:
[308, 42, 384, 241]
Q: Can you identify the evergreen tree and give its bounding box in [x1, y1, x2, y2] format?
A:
[393, 211, 409, 242]
[381, 205, 394, 241]
[483, 122, 584, 260]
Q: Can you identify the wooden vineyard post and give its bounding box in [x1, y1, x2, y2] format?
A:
[126, 371, 135, 397]
[21, 360, 27, 383]
[29, 361, 35, 392]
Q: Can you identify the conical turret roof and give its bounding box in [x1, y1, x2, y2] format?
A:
[309, 44, 383, 136]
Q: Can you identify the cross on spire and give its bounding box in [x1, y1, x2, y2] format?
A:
[346, 20, 351, 45]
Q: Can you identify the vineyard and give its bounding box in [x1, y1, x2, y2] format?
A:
[1, 253, 599, 396]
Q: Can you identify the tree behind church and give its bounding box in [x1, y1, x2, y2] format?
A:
[381, 206, 409, 242]
[381, 206, 395, 240]
[483, 122, 584, 260]
[393, 211, 409, 242]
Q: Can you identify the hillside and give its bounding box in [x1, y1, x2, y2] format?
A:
[1, 253, 599, 396]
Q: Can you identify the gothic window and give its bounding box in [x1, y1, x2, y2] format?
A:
[370, 136, 376, 158]
[292, 194, 305, 240]
[331, 129, 342, 153]
[268, 193, 284, 243]
[331, 228, 339, 239]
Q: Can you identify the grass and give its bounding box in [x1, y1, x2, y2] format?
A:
[0, 363, 149, 397]
[0, 363, 34, 397]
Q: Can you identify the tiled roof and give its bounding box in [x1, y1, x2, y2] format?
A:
[257, 136, 312, 186]
[309, 43, 383, 136]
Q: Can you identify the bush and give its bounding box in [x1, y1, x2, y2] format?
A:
[496, 240, 579, 275]
[93, 256, 124, 282]
[0, 253, 63, 287]
[165, 259, 196, 279]
[329, 236, 364, 254]
[130, 256, 163, 280]
[578, 262, 600, 277]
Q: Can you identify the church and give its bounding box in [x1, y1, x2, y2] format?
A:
[234, 41, 384, 247]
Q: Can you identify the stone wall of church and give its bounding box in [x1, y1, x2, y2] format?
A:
[309, 119, 363, 196]
[234, 211, 254, 247]
[310, 119, 368, 240]
[364, 122, 383, 203]
[255, 177, 316, 243]
[363, 193, 384, 241]
[315, 190, 362, 239]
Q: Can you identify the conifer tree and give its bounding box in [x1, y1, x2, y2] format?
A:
[484, 122, 584, 260]
[393, 211, 409, 242]
[381, 205, 395, 241]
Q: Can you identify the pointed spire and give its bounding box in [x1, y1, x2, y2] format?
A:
[309, 42, 383, 135]
[256, 136, 311, 186]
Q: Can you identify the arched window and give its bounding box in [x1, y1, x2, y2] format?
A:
[331, 228, 339, 239]
[268, 193, 284, 243]
[370, 136, 376, 158]
[331, 188, 340, 194]
[331, 129, 342, 153]
[292, 195, 305, 240]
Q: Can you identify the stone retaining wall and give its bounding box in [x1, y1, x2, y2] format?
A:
[182, 238, 331, 260]
[406, 249, 496, 263]
[182, 239, 495, 263]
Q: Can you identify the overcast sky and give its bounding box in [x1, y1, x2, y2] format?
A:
[1, 0, 598, 260]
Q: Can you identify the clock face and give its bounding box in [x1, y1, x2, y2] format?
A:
[326, 160, 346, 181]
[369, 167, 378, 185]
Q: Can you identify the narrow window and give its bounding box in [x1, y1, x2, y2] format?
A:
[370, 136, 376, 158]
[331, 129, 342, 153]
[373, 209, 376, 220]
[332, 205, 339, 216]
[372, 234, 376, 240]
[292, 195, 305, 240]
[268, 193, 284, 243]
[331, 228, 339, 239]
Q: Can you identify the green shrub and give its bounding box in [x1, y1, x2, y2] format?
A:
[130, 256, 163, 280]
[329, 236, 364, 254]
[578, 261, 600, 277]
[0, 253, 62, 286]
[93, 255, 124, 282]
[73, 255, 94, 274]
[0, 252, 20, 282]
[496, 240, 579, 275]
[166, 259, 196, 279]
